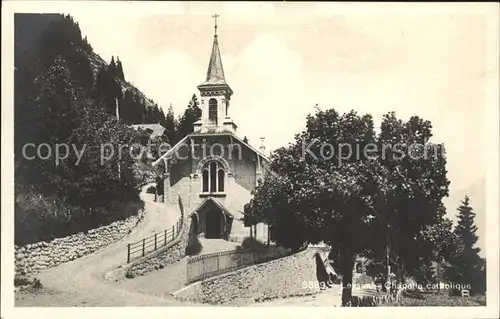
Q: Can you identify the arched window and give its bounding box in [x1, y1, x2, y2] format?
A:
[202, 160, 225, 193]
[208, 98, 218, 125]
[210, 161, 217, 192]
[202, 170, 209, 192]
[218, 169, 225, 192]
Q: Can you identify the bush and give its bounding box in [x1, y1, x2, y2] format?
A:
[15, 191, 144, 246]
[185, 234, 203, 256]
[146, 186, 156, 194]
[388, 291, 485, 307]
[237, 236, 267, 250]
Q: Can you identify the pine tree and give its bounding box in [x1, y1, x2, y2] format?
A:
[27, 55, 85, 193]
[454, 196, 479, 251]
[176, 94, 201, 141]
[116, 57, 125, 81]
[110, 55, 116, 70]
[446, 196, 485, 294]
[164, 103, 177, 145]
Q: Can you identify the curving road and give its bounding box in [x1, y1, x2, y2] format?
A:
[16, 187, 193, 307]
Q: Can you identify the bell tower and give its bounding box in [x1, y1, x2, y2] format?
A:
[194, 14, 237, 132]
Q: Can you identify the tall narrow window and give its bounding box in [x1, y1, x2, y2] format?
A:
[202, 170, 209, 192]
[201, 160, 225, 193]
[210, 161, 217, 192]
[208, 98, 218, 125]
[218, 169, 225, 192]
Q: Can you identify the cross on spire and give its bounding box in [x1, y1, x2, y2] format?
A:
[212, 13, 220, 36]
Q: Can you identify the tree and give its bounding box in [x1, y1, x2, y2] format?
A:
[454, 196, 479, 251]
[110, 56, 116, 72]
[250, 109, 382, 305]
[446, 196, 485, 294]
[116, 57, 125, 81]
[20, 55, 84, 194]
[249, 108, 450, 305]
[14, 13, 154, 244]
[176, 94, 201, 142]
[163, 103, 177, 145]
[374, 112, 450, 286]
[421, 204, 461, 292]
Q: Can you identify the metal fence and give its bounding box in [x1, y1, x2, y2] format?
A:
[186, 246, 292, 283]
[127, 218, 182, 263]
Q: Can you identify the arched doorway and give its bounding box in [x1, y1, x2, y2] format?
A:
[190, 213, 200, 235]
[205, 207, 222, 238]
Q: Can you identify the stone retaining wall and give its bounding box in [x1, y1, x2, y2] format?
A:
[125, 218, 191, 278]
[14, 210, 146, 285]
[173, 247, 321, 305]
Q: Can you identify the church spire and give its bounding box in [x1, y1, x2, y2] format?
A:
[204, 13, 226, 85]
[213, 13, 219, 37]
[195, 14, 236, 133]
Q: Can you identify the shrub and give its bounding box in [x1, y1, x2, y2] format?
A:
[32, 278, 43, 289]
[14, 276, 32, 287]
[15, 190, 144, 246]
[185, 234, 203, 256]
[237, 236, 267, 250]
[146, 186, 156, 194]
[389, 291, 485, 306]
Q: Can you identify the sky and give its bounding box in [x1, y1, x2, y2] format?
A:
[62, 2, 495, 228]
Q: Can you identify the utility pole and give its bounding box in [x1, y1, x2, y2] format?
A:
[386, 243, 391, 293]
[115, 96, 120, 121]
[115, 96, 122, 180]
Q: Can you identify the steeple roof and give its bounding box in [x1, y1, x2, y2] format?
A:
[202, 35, 226, 85]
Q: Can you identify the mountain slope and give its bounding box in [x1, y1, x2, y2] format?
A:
[13, 13, 167, 245]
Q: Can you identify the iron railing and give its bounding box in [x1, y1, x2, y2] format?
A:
[127, 195, 186, 263]
[186, 246, 292, 283]
[126, 218, 183, 263]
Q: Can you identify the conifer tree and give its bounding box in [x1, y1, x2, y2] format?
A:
[116, 57, 125, 81]
[176, 94, 201, 141]
[454, 196, 479, 251]
[445, 196, 485, 294]
[164, 103, 177, 145]
[110, 55, 116, 70]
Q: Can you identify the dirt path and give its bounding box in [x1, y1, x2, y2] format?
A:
[247, 285, 342, 307]
[16, 187, 190, 307]
[246, 284, 377, 307]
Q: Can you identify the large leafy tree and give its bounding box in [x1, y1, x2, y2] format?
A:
[250, 109, 382, 305]
[374, 112, 450, 284]
[249, 108, 450, 305]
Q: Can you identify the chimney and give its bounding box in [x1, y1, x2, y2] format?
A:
[259, 137, 266, 155]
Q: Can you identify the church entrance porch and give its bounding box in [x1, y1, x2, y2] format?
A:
[189, 197, 233, 240]
[205, 206, 222, 238]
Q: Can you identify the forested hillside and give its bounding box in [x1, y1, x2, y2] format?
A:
[14, 14, 200, 245]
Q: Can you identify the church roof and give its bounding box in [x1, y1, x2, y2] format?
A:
[189, 197, 234, 218]
[198, 32, 231, 88]
[191, 126, 232, 135]
[152, 130, 268, 166]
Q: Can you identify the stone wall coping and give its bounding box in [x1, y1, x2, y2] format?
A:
[171, 247, 313, 299]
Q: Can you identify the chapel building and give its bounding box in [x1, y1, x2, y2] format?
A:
[154, 19, 269, 243]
